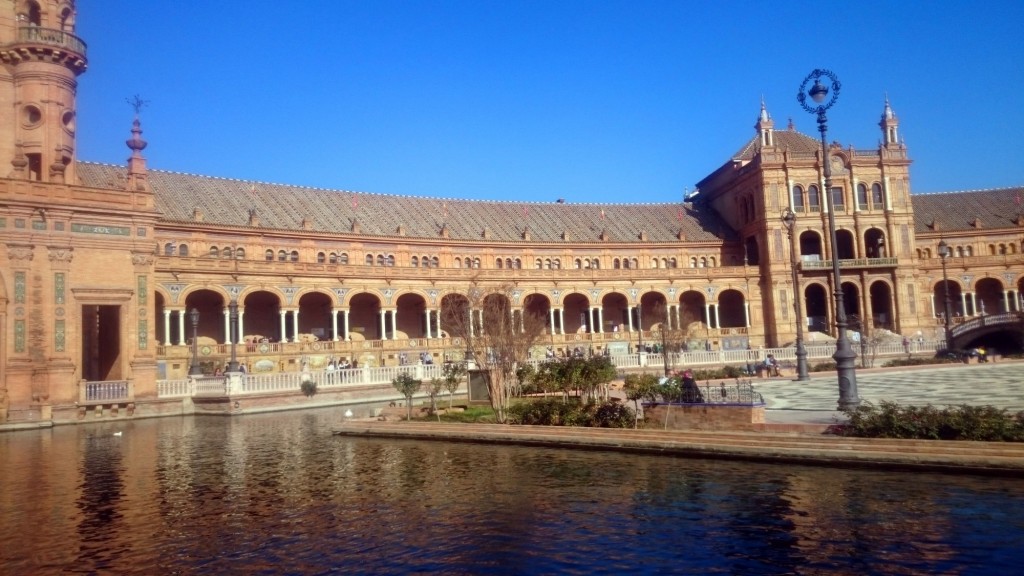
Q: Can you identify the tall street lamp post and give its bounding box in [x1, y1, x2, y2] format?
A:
[798, 69, 859, 410]
[938, 239, 954, 351]
[782, 208, 810, 380]
[227, 299, 240, 372]
[188, 307, 202, 376]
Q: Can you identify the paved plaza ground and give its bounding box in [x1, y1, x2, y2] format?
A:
[755, 361, 1024, 426]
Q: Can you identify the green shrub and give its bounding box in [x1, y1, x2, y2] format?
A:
[839, 401, 1024, 441]
[507, 397, 635, 427]
[300, 378, 317, 397]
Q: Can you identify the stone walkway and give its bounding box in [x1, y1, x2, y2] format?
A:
[755, 361, 1024, 425]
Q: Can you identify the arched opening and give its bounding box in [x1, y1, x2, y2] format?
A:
[933, 279, 964, 320]
[805, 284, 830, 333]
[842, 282, 862, 332]
[563, 293, 591, 334]
[868, 281, 892, 331]
[395, 293, 428, 339]
[717, 289, 746, 328]
[639, 292, 667, 331]
[799, 230, 823, 261]
[154, 292, 167, 345]
[744, 236, 759, 265]
[865, 228, 886, 258]
[600, 293, 629, 333]
[835, 229, 856, 260]
[348, 292, 383, 340]
[297, 292, 332, 340]
[522, 294, 551, 335]
[242, 290, 282, 342]
[679, 290, 706, 329]
[975, 277, 1005, 315]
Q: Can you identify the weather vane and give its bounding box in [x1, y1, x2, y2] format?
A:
[127, 94, 150, 116]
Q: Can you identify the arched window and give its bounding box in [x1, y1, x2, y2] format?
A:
[386, 255, 395, 267]
[431, 256, 439, 268]
[871, 183, 884, 208]
[164, 243, 175, 256]
[496, 258, 503, 269]
[709, 257, 716, 267]
[652, 258, 660, 269]
[209, 247, 219, 258]
[235, 248, 244, 259]
[623, 259, 631, 270]
[290, 251, 299, 262]
[614, 258, 621, 269]
[857, 183, 868, 208]
[472, 257, 480, 268]
[514, 258, 521, 269]
[544, 258, 551, 270]
[506, 258, 514, 269]
[699, 257, 707, 268]
[792, 185, 805, 212]
[592, 258, 600, 270]
[670, 258, 677, 268]
[575, 258, 582, 269]
[455, 257, 463, 268]
[690, 257, 697, 268]
[631, 258, 638, 269]
[23, 2, 42, 25]
[535, 258, 543, 269]
[412, 256, 420, 268]
[317, 252, 326, 264]
[59, 7, 73, 31]
[278, 250, 287, 262]
[339, 253, 349, 265]
[365, 254, 374, 265]
[376, 254, 385, 266]
[808, 185, 821, 212]
[965, 246, 973, 257]
[179, 244, 189, 257]
[329, 252, 337, 264]
[223, 247, 233, 259]
[265, 249, 274, 261]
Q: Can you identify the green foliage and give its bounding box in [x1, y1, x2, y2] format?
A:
[507, 397, 635, 428]
[623, 373, 660, 403]
[839, 400, 1024, 441]
[520, 356, 617, 398]
[441, 361, 468, 408]
[810, 361, 837, 373]
[391, 372, 423, 420]
[721, 365, 742, 378]
[300, 378, 318, 397]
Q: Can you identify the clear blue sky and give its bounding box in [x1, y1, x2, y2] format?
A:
[75, 1, 1024, 203]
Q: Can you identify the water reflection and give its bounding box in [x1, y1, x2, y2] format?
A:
[1, 408, 1022, 574]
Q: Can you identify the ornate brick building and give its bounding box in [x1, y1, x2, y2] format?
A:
[2, 1, 1022, 424]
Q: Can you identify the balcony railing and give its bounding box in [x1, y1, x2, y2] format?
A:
[799, 257, 897, 271]
[15, 26, 87, 55]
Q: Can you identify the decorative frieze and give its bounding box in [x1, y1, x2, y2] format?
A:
[48, 247, 74, 264]
[8, 244, 34, 262]
[131, 252, 155, 266]
[71, 223, 130, 236]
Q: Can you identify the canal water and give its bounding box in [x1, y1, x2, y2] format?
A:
[2, 408, 1022, 575]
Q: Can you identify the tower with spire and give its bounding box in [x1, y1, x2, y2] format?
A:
[880, 95, 901, 148]
[0, 1, 88, 184]
[755, 98, 775, 148]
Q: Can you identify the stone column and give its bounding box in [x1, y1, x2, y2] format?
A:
[291, 310, 300, 342]
[343, 310, 351, 341]
[549, 308, 556, 334]
[177, 309, 186, 345]
[744, 302, 750, 328]
[379, 310, 387, 340]
[279, 310, 287, 342]
[704, 303, 711, 329]
[597, 307, 604, 333]
[713, 305, 721, 330]
[223, 308, 231, 345]
[627, 307, 634, 332]
[331, 309, 339, 341]
[424, 309, 432, 339]
[163, 309, 171, 345]
[238, 309, 245, 342]
[960, 293, 968, 317]
[558, 307, 565, 335]
[390, 309, 397, 339]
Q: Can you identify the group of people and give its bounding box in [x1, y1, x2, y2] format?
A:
[326, 358, 355, 371]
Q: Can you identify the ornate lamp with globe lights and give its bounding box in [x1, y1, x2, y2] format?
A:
[188, 307, 202, 376]
[937, 239, 954, 351]
[797, 69, 860, 409]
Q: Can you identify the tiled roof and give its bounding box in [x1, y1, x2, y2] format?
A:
[76, 162, 734, 243]
[731, 129, 822, 161]
[912, 186, 1024, 233]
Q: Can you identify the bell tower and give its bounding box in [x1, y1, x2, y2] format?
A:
[0, 0, 87, 184]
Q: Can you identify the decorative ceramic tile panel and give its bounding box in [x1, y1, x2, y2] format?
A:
[138, 275, 147, 306]
[14, 272, 25, 304]
[70, 223, 130, 236]
[138, 319, 148, 350]
[14, 320, 25, 352]
[55, 273, 65, 305]
[55, 319, 65, 352]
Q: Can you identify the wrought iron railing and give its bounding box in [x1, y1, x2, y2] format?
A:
[15, 26, 87, 54]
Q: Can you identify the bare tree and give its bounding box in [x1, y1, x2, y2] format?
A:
[650, 299, 695, 376]
[441, 280, 547, 423]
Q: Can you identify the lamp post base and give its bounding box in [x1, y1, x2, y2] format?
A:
[834, 337, 860, 410]
[794, 342, 810, 381]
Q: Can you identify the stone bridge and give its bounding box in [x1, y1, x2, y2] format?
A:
[950, 312, 1024, 348]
